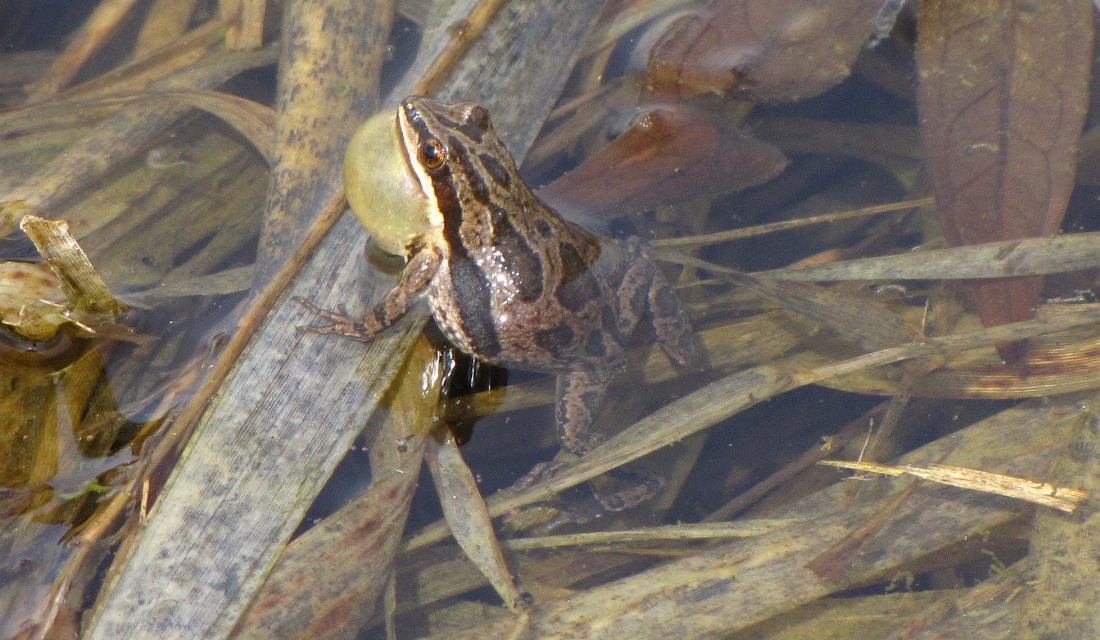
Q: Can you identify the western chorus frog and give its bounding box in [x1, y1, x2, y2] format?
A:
[299, 97, 695, 486]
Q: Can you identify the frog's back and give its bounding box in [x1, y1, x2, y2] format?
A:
[429, 192, 628, 374]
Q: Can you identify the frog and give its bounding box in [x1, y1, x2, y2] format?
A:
[297, 96, 696, 505]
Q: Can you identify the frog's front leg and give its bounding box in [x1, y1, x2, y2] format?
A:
[296, 245, 441, 341]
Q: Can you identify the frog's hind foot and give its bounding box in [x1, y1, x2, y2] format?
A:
[595, 466, 666, 512]
[506, 456, 665, 532]
[555, 368, 616, 456]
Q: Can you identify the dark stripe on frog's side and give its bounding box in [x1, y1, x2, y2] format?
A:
[405, 105, 501, 357]
[440, 125, 542, 303]
[448, 135, 491, 206]
[489, 205, 543, 301]
[478, 152, 512, 189]
[556, 242, 601, 312]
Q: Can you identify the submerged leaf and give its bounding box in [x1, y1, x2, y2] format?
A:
[540, 105, 786, 222]
[426, 431, 528, 610]
[917, 0, 1093, 361]
[647, 0, 902, 102]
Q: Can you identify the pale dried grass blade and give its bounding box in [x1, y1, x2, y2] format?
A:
[135, 0, 200, 55]
[221, 0, 267, 50]
[765, 232, 1100, 282]
[655, 197, 934, 248]
[427, 431, 528, 609]
[819, 460, 1088, 513]
[24, 0, 143, 101]
[505, 520, 797, 551]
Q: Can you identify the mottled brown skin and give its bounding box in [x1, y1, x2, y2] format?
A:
[300, 97, 695, 480]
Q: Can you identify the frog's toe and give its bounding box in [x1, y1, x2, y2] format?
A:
[294, 299, 378, 341]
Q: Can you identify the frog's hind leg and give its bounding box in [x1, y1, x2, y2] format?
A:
[616, 239, 696, 367]
[509, 360, 665, 529]
[555, 367, 666, 514]
[646, 267, 696, 367]
[610, 239, 655, 340]
[507, 367, 615, 496]
[555, 367, 616, 456]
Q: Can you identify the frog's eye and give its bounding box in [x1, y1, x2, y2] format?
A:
[418, 138, 447, 170]
[464, 104, 491, 130]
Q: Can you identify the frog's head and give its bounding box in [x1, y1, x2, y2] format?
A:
[344, 97, 521, 258]
[395, 96, 522, 230]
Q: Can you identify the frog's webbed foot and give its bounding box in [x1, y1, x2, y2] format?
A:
[294, 298, 380, 341]
[507, 465, 665, 532]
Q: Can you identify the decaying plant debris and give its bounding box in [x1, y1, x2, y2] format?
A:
[1, 1, 1099, 639]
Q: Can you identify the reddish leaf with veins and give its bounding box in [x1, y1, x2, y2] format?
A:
[539, 105, 787, 223]
[917, 0, 1092, 364]
[647, 0, 902, 102]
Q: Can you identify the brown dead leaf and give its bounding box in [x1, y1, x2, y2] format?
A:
[539, 105, 786, 222]
[819, 460, 1089, 513]
[917, 0, 1093, 362]
[647, 0, 903, 102]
